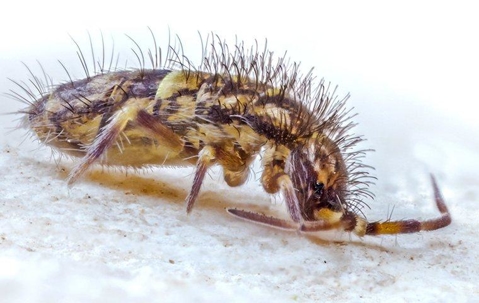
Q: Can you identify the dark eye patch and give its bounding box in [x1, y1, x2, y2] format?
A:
[314, 182, 324, 195]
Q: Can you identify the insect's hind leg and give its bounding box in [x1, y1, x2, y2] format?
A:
[68, 104, 140, 185]
[68, 108, 184, 186]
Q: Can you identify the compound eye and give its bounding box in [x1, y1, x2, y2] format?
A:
[314, 182, 324, 195]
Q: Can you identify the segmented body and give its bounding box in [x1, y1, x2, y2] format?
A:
[18, 33, 451, 237]
[31, 68, 281, 185]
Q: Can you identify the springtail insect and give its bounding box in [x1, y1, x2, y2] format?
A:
[10, 31, 451, 238]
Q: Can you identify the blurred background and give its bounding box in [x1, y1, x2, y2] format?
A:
[2, 0, 477, 187]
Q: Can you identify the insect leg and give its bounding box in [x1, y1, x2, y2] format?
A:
[364, 175, 451, 236]
[68, 104, 139, 185]
[280, 176, 304, 223]
[185, 145, 216, 213]
[135, 110, 183, 152]
[136, 109, 217, 214]
[226, 170, 304, 227]
[223, 168, 250, 187]
[260, 146, 302, 223]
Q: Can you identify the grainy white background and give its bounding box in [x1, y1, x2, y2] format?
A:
[1, 1, 478, 302]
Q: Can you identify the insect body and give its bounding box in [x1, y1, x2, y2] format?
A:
[16, 33, 451, 237]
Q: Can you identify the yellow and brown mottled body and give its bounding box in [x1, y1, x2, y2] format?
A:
[31, 70, 266, 173]
[20, 33, 451, 238]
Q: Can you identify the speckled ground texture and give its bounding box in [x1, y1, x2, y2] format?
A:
[1, 1, 478, 302]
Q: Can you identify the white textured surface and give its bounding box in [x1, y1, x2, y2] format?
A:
[1, 1, 478, 302]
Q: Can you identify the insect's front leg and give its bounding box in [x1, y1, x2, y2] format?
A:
[262, 162, 303, 223]
[260, 144, 303, 223]
[227, 144, 303, 224]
